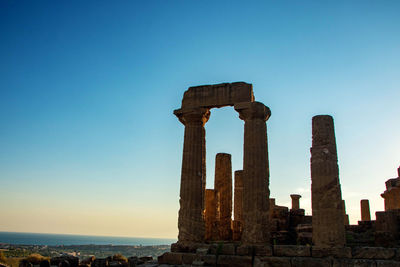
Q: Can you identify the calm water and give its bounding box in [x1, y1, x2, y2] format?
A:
[0, 232, 176, 246]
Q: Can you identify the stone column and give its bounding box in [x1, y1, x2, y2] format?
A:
[342, 200, 349, 225]
[360, 199, 371, 221]
[205, 189, 218, 240]
[290, 194, 301, 210]
[311, 115, 346, 247]
[174, 108, 210, 243]
[234, 170, 244, 222]
[235, 101, 271, 244]
[214, 153, 232, 240]
[233, 170, 244, 241]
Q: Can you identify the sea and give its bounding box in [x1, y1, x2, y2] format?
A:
[0, 232, 176, 246]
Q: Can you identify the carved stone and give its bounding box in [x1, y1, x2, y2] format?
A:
[381, 167, 400, 211]
[214, 153, 233, 240]
[235, 101, 271, 244]
[361, 199, 371, 221]
[311, 115, 345, 247]
[174, 108, 210, 242]
[181, 82, 254, 109]
[290, 194, 301, 211]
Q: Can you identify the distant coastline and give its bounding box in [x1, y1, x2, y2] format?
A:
[0, 232, 176, 246]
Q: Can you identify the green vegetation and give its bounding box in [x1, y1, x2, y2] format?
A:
[24, 254, 49, 264]
[112, 254, 127, 262]
[0, 251, 7, 264]
[6, 258, 22, 267]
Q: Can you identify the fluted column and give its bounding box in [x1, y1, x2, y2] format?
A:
[174, 107, 210, 243]
[290, 194, 301, 210]
[235, 101, 271, 244]
[361, 199, 371, 221]
[311, 115, 345, 247]
[205, 189, 218, 240]
[233, 170, 244, 241]
[234, 170, 244, 222]
[214, 153, 233, 240]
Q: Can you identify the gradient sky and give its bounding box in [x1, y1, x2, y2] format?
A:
[1, 1, 399, 239]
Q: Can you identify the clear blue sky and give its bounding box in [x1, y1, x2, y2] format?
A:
[1, 1, 399, 238]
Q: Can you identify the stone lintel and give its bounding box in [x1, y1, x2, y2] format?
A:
[181, 82, 254, 109]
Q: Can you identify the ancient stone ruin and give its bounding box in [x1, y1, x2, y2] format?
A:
[311, 115, 346, 248]
[158, 82, 400, 266]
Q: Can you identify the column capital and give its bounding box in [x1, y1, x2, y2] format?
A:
[174, 107, 210, 126]
[234, 101, 271, 122]
[290, 194, 301, 200]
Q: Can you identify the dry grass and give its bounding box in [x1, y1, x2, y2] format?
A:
[24, 254, 49, 265]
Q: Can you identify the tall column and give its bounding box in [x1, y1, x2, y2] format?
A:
[205, 189, 218, 240]
[234, 170, 244, 222]
[290, 194, 301, 210]
[214, 153, 232, 240]
[235, 101, 271, 244]
[233, 170, 244, 241]
[174, 108, 210, 243]
[360, 199, 371, 221]
[311, 115, 346, 247]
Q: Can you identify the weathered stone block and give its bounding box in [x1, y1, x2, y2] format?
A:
[181, 82, 254, 109]
[236, 245, 251, 256]
[254, 245, 273, 256]
[170, 242, 180, 252]
[221, 243, 236, 255]
[273, 245, 311, 257]
[196, 247, 209, 255]
[157, 252, 182, 265]
[236, 244, 273, 256]
[376, 260, 400, 267]
[192, 260, 206, 266]
[352, 247, 396, 260]
[217, 255, 253, 267]
[199, 255, 216, 266]
[170, 242, 204, 253]
[182, 253, 197, 264]
[210, 243, 236, 255]
[332, 259, 376, 267]
[260, 256, 291, 267]
[312, 246, 352, 258]
[291, 257, 331, 267]
[375, 231, 397, 247]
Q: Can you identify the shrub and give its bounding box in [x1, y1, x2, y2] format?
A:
[112, 254, 127, 262]
[0, 251, 7, 264]
[24, 254, 49, 265]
